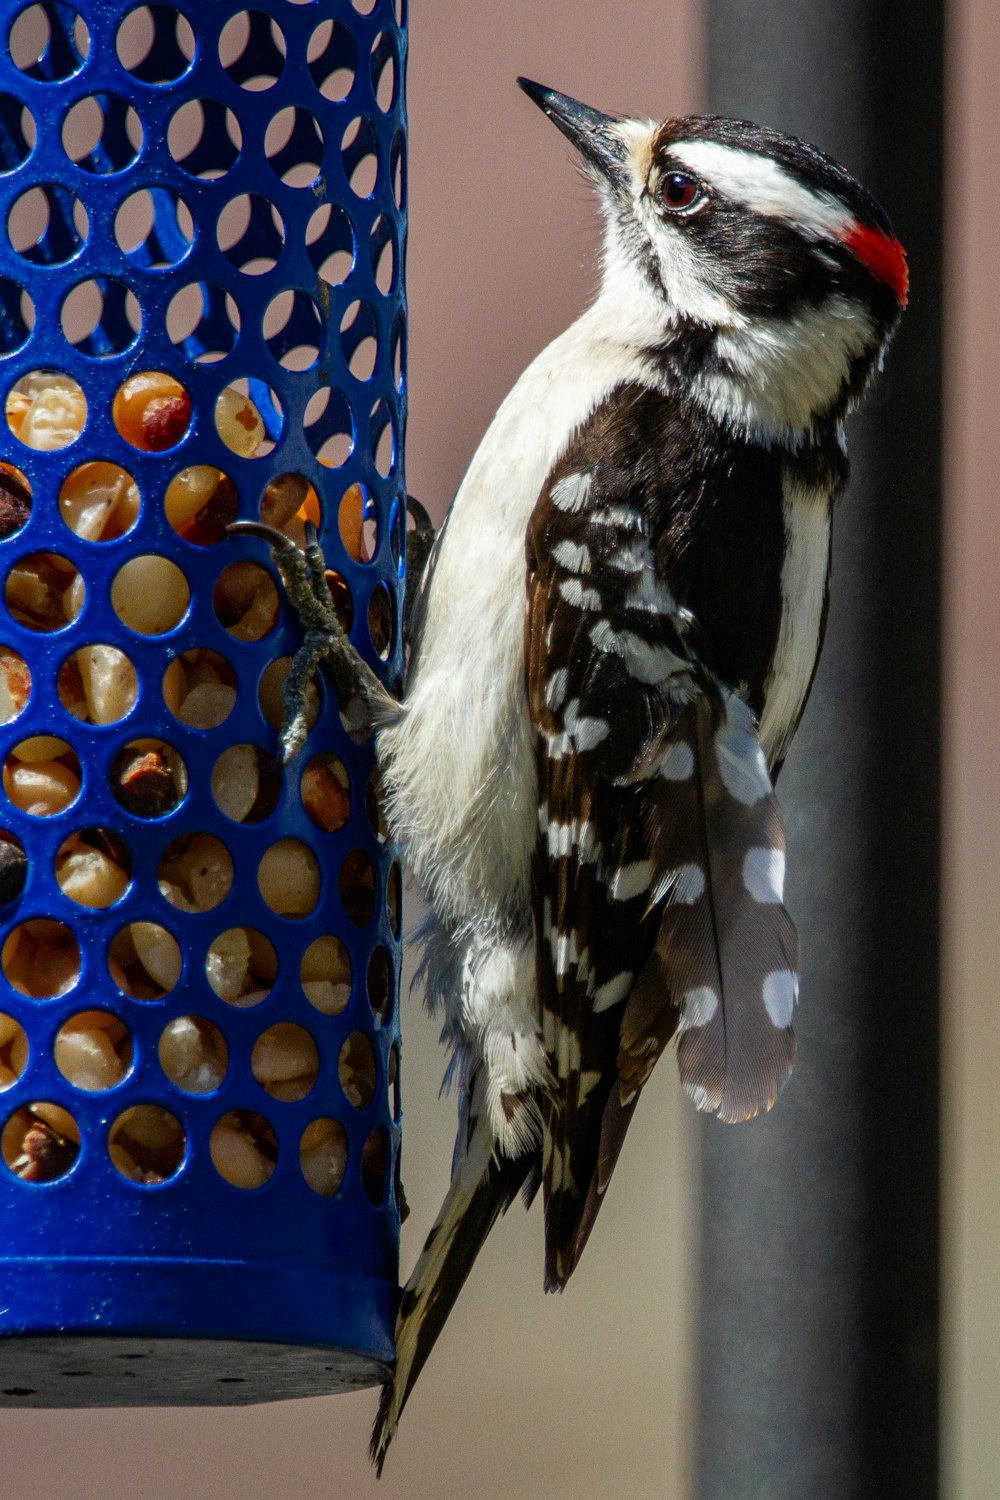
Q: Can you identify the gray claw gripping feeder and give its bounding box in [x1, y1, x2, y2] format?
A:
[0, 0, 405, 1404]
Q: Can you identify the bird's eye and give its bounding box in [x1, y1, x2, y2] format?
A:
[659, 172, 703, 213]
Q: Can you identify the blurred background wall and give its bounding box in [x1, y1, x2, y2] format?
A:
[0, 0, 996, 1495]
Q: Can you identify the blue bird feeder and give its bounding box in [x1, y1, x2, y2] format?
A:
[0, 0, 405, 1404]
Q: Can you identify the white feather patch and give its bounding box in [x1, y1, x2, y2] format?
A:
[742, 846, 786, 904]
[378, 295, 659, 929]
[762, 968, 799, 1028]
[657, 741, 695, 780]
[578, 1069, 603, 1101]
[545, 818, 599, 862]
[651, 861, 706, 906]
[626, 569, 678, 614]
[593, 971, 633, 1012]
[714, 697, 771, 805]
[560, 577, 602, 610]
[589, 620, 687, 685]
[555, 1021, 581, 1078]
[563, 699, 610, 752]
[545, 668, 569, 709]
[691, 298, 876, 440]
[550, 472, 592, 512]
[605, 538, 650, 572]
[552, 539, 592, 572]
[679, 985, 720, 1031]
[605, 860, 654, 902]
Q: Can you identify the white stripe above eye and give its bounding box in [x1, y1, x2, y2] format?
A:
[669, 139, 852, 242]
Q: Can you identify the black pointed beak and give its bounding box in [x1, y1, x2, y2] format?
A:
[517, 78, 627, 188]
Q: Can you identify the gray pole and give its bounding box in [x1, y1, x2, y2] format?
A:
[697, 3, 942, 1498]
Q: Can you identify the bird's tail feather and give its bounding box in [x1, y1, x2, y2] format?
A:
[370, 1138, 533, 1474]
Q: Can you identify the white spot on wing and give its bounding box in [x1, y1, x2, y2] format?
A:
[573, 717, 609, 751]
[593, 505, 643, 532]
[564, 698, 609, 751]
[593, 971, 632, 1012]
[715, 696, 771, 804]
[605, 538, 649, 572]
[762, 969, 798, 1028]
[578, 1069, 602, 1101]
[548, 1146, 576, 1193]
[626, 570, 677, 614]
[550, 925, 582, 978]
[742, 846, 786, 904]
[560, 577, 602, 610]
[555, 1021, 581, 1077]
[552, 539, 591, 572]
[651, 861, 706, 906]
[657, 741, 694, 780]
[550, 472, 591, 512]
[545, 818, 599, 862]
[589, 621, 687, 685]
[606, 860, 654, 901]
[545, 668, 568, 709]
[680, 986, 719, 1030]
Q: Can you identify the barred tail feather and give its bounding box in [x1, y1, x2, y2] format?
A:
[370, 1133, 533, 1474]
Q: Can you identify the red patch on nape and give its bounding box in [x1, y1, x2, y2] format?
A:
[840, 222, 909, 307]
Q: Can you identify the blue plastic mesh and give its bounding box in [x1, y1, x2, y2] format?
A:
[0, 0, 406, 1399]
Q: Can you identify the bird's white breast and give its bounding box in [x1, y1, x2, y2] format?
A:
[378, 304, 657, 931]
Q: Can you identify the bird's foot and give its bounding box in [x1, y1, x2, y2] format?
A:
[226, 520, 398, 765]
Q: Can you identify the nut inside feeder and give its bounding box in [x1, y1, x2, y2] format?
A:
[0, 0, 405, 1405]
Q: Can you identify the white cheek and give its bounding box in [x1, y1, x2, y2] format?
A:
[636, 196, 742, 328]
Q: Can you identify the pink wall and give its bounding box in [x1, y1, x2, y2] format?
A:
[944, 0, 1000, 1493]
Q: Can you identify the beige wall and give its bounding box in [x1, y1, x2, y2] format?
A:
[2, 0, 996, 1495]
[944, 0, 1000, 1494]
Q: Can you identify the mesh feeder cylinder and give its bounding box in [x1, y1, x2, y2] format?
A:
[0, 0, 406, 1405]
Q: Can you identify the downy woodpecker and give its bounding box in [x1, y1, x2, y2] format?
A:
[234, 79, 907, 1470]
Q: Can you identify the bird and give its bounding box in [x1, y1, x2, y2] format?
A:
[233, 77, 907, 1471]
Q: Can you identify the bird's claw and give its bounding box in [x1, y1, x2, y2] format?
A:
[225, 518, 296, 553]
[227, 518, 398, 761]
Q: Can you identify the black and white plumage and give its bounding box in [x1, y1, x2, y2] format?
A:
[238, 80, 907, 1469]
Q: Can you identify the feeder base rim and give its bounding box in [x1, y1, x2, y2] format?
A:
[0, 1256, 398, 1404]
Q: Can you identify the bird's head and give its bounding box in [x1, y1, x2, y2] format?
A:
[518, 79, 907, 441]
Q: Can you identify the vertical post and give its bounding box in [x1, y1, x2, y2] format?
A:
[696, 3, 942, 1497]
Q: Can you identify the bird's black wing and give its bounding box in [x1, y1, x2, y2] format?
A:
[526, 407, 798, 1291]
